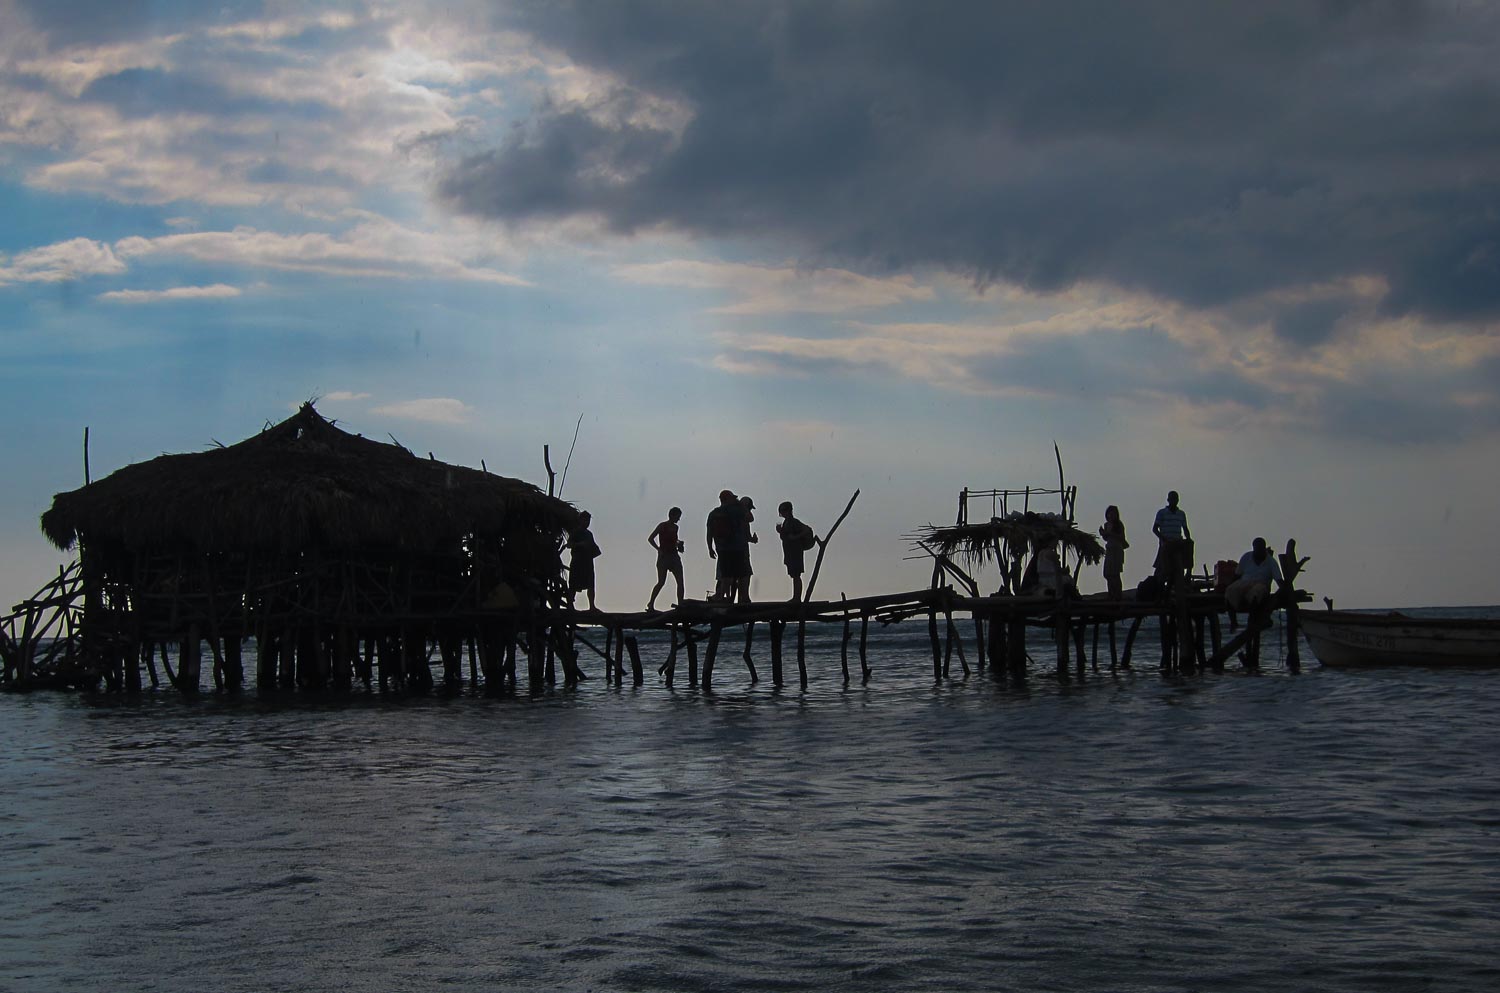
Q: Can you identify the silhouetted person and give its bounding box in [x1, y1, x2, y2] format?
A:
[1099, 504, 1129, 599]
[647, 507, 685, 610]
[1152, 490, 1193, 583]
[567, 511, 600, 611]
[735, 495, 759, 603]
[776, 500, 818, 601]
[706, 490, 742, 601]
[1226, 536, 1284, 624]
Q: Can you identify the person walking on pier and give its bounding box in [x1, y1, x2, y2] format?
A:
[1100, 504, 1129, 599]
[1152, 490, 1193, 583]
[776, 501, 818, 602]
[567, 511, 601, 612]
[647, 507, 686, 611]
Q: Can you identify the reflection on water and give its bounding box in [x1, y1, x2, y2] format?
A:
[3, 623, 1498, 992]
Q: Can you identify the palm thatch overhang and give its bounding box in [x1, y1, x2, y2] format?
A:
[41, 403, 579, 575]
[913, 513, 1106, 568]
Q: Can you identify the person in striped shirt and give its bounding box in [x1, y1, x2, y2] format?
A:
[1151, 491, 1193, 583]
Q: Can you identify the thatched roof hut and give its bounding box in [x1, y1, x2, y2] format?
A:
[42, 403, 577, 558]
[915, 512, 1106, 568]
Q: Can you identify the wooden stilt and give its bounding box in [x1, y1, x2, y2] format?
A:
[840, 601, 852, 684]
[859, 613, 871, 684]
[1120, 615, 1143, 669]
[742, 621, 758, 683]
[703, 623, 722, 690]
[626, 635, 643, 686]
[686, 627, 699, 687]
[770, 619, 785, 687]
[928, 608, 942, 681]
[797, 615, 808, 690]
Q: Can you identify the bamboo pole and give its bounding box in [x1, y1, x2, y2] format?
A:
[802, 489, 860, 604]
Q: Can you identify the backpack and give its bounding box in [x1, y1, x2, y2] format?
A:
[800, 524, 817, 551]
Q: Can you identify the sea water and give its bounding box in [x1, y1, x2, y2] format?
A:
[2, 615, 1497, 992]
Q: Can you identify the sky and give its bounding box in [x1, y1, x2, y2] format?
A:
[2, 0, 1498, 612]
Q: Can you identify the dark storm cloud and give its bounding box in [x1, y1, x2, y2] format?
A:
[440, 0, 1500, 323]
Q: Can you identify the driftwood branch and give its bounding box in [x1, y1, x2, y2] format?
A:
[543, 445, 555, 497]
[802, 489, 860, 603]
[558, 413, 583, 497]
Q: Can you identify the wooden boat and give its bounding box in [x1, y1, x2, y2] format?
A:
[1300, 610, 1500, 667]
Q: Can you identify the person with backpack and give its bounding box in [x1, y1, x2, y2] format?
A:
[776, 501, 819, 602]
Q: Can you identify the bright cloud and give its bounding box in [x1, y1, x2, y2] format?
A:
[0, 238, 126, 284]
[114, 222, 528, 285]
[97, 283, 241, 303]
[370, 397, 474, 424]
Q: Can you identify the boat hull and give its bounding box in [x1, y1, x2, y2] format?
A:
[1300, 611, 1500, 667]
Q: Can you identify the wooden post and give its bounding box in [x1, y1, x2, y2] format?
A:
[224, 636, 244, 691]
[1279, 539, 1307, 674]
[928, 607, 942, 681]
[840, 599, 852, 684]
[1073, 620, 1087, 678]
[1007, 616, 1027, 681]
[859, 613, 871, 684]
[770, 620, 785, 687]
[663, 625, 679, 687]
[987, 609, 1005, 682]
[686, 627, 699, 687]
[1055, 604, 1070, 681]
[797, 614, 808, 690]
[1121, 615, 1143, 669]
[703, 623, 722, 691]
[1108, 619, 1119, 671]
[946, 610, 969, 677]
[604, 627, 616, 685]
[973, 614, 986, 672]
[180, 624, 201, 693]
[626, 635, 643, 686]
[742, 621, 759, 683]
[527, 623, 545, 691]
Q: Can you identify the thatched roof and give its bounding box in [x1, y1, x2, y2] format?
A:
[41, 403, 578, 555]
[914, 512, 1106, 567]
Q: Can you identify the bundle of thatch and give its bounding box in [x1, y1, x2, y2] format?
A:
[915, 512, 1105, 567]
[41, 403, 578, 559]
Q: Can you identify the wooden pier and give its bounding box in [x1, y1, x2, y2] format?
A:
[541, 578, 1311, 694]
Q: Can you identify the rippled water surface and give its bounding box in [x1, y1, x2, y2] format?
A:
[3, 622, 1499, 992]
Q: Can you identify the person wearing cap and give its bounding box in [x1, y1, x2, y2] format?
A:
[735, 495, 759, 603]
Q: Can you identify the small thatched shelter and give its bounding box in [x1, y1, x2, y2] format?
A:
[39, 403, 580, 692]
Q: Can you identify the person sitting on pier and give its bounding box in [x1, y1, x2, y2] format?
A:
[1226, 537, 1284, 624]
[1151, 490, 1193, 584]
[776, 500, 818, 602]
[706, 490, 743, 601]
[1099, 504, 1129, 599]
[567, 511, 601, 612]
[647, 507, 685, 611]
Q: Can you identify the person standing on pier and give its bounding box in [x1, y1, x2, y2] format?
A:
[1100, 505, 1129, 599]
[1151, 490, 1193, 582]
[706, 490, 743, 601]
[776, 501, 818, 602]
[736, 496, 759, 604]
[567, 511, 601, 612]
[647, 507, 686, 611]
